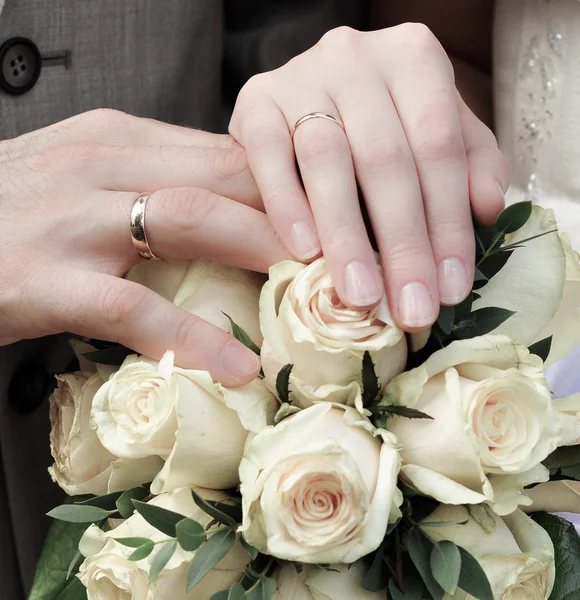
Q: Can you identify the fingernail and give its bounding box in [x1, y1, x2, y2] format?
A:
[290, 221, 321, 260]
[399, 282, 436, 328]
[344, 261, 383, 307]
[220, 342, 261, 380]
[437, 258, 470, 305]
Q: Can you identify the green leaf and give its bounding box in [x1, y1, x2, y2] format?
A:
[29, 516, 88, 600]
[82, 344, 134, 365]
[532, 513, 580, 600]
[454, 307, 515, 339]
[223, 313, 260, 355]
[407, 529, 444, 600]
[186, 529, 236, 592]
[47, 504, 112, 524]
[473, 268, 487, 282]
[75, 491, 123, 511]
[114, 537, 152, 548]
[176, 518, 205, 551]
[245, 577, 277, 600]
[467, 505, 497, 535]
[475, 226, 504, 256]
[116, 487, 149, 519]
[275, 364, 293, 404]
[496, 200, 533, 234]
[149, 540, 178, 582]
[128, 541, 155, 561]
[228, 583, 247, 600]
[362, 351, 380, 407]
[528, 336, 553, 362]
[240, 536, 259, 560]
[191, 489, 240, 529]
[388, 576, 423, 600]
[132, 500, 186, 537]
[372, 404, 434, 421]
[543, 445, 580, 479]
[437, 305, 455, 336]
[209, 591, 232, 600]
[430, 541, 461, 595]
[457, 546, 493, 600]
[362, 539, 389, 592]
[421, 520, 469, 528]
[477, 250, 514, 280]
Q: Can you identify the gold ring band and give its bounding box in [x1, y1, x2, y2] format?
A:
[291, 112, 345, 140]
[130, 193, 159, 260]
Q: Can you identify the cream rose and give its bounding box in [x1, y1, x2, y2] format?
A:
[420, 505, 554, 600]
[273, 562, 385, 600]
[49, 371, 162, 496]
[92, 351, 277, 491]
[524, 479, 580, 513]
[239, 402, 402, 563]
[382, 335, 561, 513]
[78, 487, 249, 600]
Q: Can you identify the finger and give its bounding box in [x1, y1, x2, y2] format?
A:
[12, 109, 237, 156]
[101, 188, 291, 273]
[381, 34, 474, 308]
[42, 268, 262, 386]
[331, 77, 438, 328]
[458, 96, 510, 226]
[287, 100, 384, 309]
[72, 143, 262, 210]
[230, 96, 322, 261]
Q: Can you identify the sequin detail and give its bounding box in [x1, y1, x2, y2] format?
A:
[517, 25, 564, 201]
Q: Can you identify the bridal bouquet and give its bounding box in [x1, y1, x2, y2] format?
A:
[30, 202, 580, 600]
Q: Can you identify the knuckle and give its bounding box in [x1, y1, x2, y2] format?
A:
[356, 137, 412, 175]
[325, 221, 368, 251]
[209, 147, 250, 182]
[164, 188, 218, 233]
[414, 122, 463, 163]
[398, 22, 440, 53]
[318, 26, 360, 53]
[78, 108, 130, 128]
[385, 237, 431, 271]
[98, 282, 148, 329]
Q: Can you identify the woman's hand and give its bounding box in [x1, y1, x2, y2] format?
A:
[229, 24, 510, 330]
[0, 109, 290, 385]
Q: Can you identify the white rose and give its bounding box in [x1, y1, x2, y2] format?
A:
[129, 259, 264, 346]
[420, 505, 554, 600]
[259, 259, 407, 407]
[78, 487, 249, 600]
[473, 206, 567, 346]
[383, 335, 561, 513]
[239, 402, 402, 563]
[524, 480, 580, 513]
[273, 562, 385, 600]
[49, 371, 162, 496]
[92, 351, 277, 491]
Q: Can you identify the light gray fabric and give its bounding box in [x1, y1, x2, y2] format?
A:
[0, 1, 368, 597]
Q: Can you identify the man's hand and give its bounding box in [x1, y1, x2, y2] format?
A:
[0, 109, 290, 385]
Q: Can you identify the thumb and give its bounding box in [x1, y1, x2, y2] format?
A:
[50, 269, 261, 386]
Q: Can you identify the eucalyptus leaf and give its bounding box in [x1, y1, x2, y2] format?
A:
[128, 541, 155, 561]
[532, 513, 580, 600]
[228, 583, 247, 600]
[245, 577, 277, 600]
[149, 540, 178, 582]
[454, 307, 515, 339]
[209, 591, 231, 600]
[187, 529, 236, 592]
[473, 268, 487, 282]
[47, 504, 112, 524]
[132, 500, 186, 537]
[82, 345, 134, 365]
[477, 250, 514, 280]
[275, 364, 293, 404]
[114, 537, 152, 548]
[407, 529, 444, 600]
[388, 576, 423, 600]
[528, 336, 553, 362]
[437, 306, 455, 336]
[75, 491, 123, 511]
[191, 489, 240, 528]
[467, 505, 497, 535]
[116, 487, 149, 519]
[431, 541, 461, 595]
[475, 226, 503, 256]
[240, 536, 259, 560]
[362, 351, 380, 407]
[457, 546, 493, 600]
[176, 518, 205, 552]
[223, 313, 261, 355]
[362, 539, 389, 592]
[66, 550, 82, 581]
[496, 201, 532, 234]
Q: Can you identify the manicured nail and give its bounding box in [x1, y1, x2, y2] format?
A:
[399, 282, 436, 328]
[290, 221, 321, 260]
[220, 342, 261, 380]
[344, 261, 383, 307]
[437, 258, 470, 305]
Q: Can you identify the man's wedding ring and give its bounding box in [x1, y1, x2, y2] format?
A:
[291, 112, 345, 140]
[130, 193, 159, 260]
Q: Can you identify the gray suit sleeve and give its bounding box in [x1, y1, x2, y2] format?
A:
[223, 0, 369, 104]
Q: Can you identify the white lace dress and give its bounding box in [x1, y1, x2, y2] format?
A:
[494, 0, 580, 523]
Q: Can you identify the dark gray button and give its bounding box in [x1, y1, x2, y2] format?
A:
[0, 37, 41, 95]
[8, 363, 52, 414]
